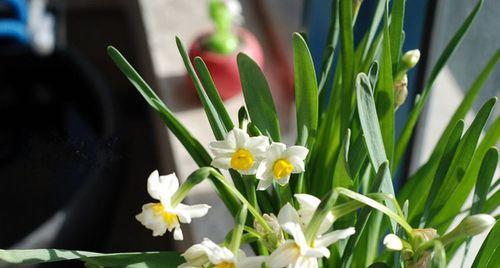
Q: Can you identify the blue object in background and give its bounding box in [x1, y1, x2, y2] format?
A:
[0, 0, 29, 44]
[304, 0, 432, 189]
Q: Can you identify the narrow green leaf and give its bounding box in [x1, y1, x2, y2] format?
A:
[419, 120, 465, 227]
[107, 46, 211, 166]
[194, 57, 235, 130]
[394, 0, 485, 168]
[472, 220, 500, 268]
[402, 49, 499, 177]
[0, 249, 182, 267]
[471, 147, 498, 214]
[361, 0, 385, 62]
[432, 240, 447, 268]
[305, 189, 339, 243]
[339, 0, 355, 135]
[429, 100, 498, 231]
[318, 0, 339, 99]
[229, 205, 248, 252]
[293, 33, 319, 145]
[176, 37, 227, 140]
[375, 4, 395, 163]
[429, 98, 496, 226]
[389, 0, 406, 71]
[332, 129, 353, 188]
[237, 53, 281, 141]
[356, 73, 397, 230]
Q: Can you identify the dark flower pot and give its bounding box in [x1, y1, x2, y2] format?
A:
[188, 28, 264, 100]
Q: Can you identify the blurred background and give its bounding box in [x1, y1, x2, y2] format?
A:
[0, 0, 498, 267]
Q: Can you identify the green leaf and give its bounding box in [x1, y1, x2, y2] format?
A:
[375, 4, 395, 163]
[389, 0, 406, 71]
[332, 129, 353, 188]
[472, 220, 500, 268]
[293, 32, 319, 146]
[237, 53, 281, 141]
[425, 50, 499, 167]
[194, 57, 235, 131]
[419, 120, 465, 226]
[394, 0, 485, 168]
[339, 0, 355, 135]
[471, 147, 498, 214]
[0, 249, 182, 268]
[107, 46, 211, 166]
[361, 0, 385, 64]
[431, 240, 447, 268]
[176, 37, 227, 140]
[428, 98, 496, 228]
[355, 73, 397, 231]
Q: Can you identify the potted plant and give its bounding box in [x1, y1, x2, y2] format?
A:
[188, 0, 264, 100]
[1, 0, 498, 267]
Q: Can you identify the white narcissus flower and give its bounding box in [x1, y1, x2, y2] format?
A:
[135, 170, 210, 240]
[209, 128, 269, 175]
[267, 222, 355, 268]
[178, 238, 266, 268]
[256, 142, 308, 190]
[268, 199, 355, 268]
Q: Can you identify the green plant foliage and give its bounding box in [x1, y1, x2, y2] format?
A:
[1, 0, 497, 267]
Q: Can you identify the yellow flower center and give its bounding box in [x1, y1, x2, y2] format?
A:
[216, 262, 236, 268]
[231, 149, 254, 171]
[152, 203, 178, 228]
[273, 159, 294, 179]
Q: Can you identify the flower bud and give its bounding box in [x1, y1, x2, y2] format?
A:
[401, 49, 421, 70]
[411, 228, 438, 248]
[460, 214, 495, 236]
[383, 234, 403, 251]
[254, 213, 285, 251]
[439, 214, 495, 245]
[394, 74, 408, 109]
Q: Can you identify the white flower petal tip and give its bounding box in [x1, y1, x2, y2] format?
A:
[209, 128, 269, 175]
[383, 234, 403, 251]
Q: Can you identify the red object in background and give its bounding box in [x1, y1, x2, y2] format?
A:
[188, 28, 264, 100]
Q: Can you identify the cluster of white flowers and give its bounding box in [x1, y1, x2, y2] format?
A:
[209, 128, 309, 190]
[135, 128, 355, 268]
[180, 194, 355, 268]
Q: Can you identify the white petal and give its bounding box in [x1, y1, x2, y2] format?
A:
[176, 203, 211, 223]
[294, 194, 321, 211]
[315, 227, 355, 248]
[267, 142, 287, 159]
[316, 212, 335, 235]
[304, 247, 330, 259]
[135, 203, 168, 237]
[181, 244, 211, 266]
[174, 227, 184, 240]
[284, 146, 309, 159]
[209, 140, 235, 155]
[246, 135, 270, 155]
[147, 171, 179, 200]
[289, 156, 306, 173]
[383, 234, 403, 251]
[283, 222, 308, 251]
[277, 203, 301, 226]
[211, 157, 232, 170]
[232, 128, 250, 148]
[293, 256, 318, 268]
[268, 241, 300, 268]
[257, 178, 273, 191]
[201, 239, 234, 264]
[256, 160, 272, 181]
[238, 256, 267, 268]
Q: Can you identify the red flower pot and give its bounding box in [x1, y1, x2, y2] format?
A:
[188, 28, 264, 100]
